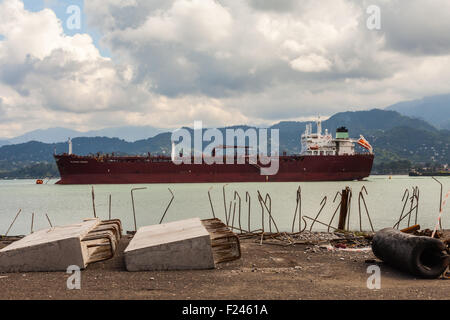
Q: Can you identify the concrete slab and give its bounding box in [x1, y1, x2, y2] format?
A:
[124, 218, 215, 271]
[0, 218, 100, 272]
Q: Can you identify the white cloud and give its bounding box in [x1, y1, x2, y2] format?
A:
[1, 0, 450, 138]
[290, 54, 332, 73]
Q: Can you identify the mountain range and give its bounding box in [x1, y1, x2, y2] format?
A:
[1, 93, 448, 147]
[0, 126, 167, 147]
[1, 90, 449, 178]
[386, 93, 450, 130]
[0, 108, 448, 178]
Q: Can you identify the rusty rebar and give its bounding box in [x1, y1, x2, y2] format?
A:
[31, 212, 34, 234]
[259, 194, 264, 233]
[414, 186, 420, 226]
[432, 177, 443, 230]
[223, 184, 229, 225]
[246, 192, 251, 233]
[159, 188, 174, 224]
[304, 215, 338, 231]
[358, 186, 374, 232]
[394, 203, 419, 228]
[257, 191, 279, 234]
[407, 186, 416, 228]
[131, 187, 147, 232]
[91, 186, 97, 218]
[227, 200, 232, 226]
[108, 194, 112, 220]
[346, 189, 353, 231]
[309, 196, 327, 231]
[291, 186, 302, 233]
[45, 213, 53, 228]
[328, 192, 342, 232]
[208, 187, 216, 218]
[231, 198, 236, 230]
[264, 194, 272, 233]
[395, 189, 410, 229]
[233, 191, 242, 233]
[4, 209, 22, 237]
[394, 187, 419, 229]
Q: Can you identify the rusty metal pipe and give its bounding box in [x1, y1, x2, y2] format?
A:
[45, 213, 53, 228]
[4, 209, 22, 237]
[159, 188, 174, 224]
[208, 187, 216, 219]
[131, 187, 147, 232]
[309, 196, 327, 232]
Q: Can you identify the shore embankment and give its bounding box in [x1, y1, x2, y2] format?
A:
[0, 234, 448, 300]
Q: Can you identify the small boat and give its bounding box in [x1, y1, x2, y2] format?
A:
[36, 179, 44, 184]
[409, 170, 450, 177]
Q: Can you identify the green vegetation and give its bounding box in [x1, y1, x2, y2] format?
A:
[0, 162, 59, 179]
[0, 109, 448, 177]
[372, 160, 412, 175]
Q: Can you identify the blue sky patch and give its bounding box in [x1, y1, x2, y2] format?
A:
[22, 0, 110, 57]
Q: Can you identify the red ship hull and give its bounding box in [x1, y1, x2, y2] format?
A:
[54, 154, 374, 184]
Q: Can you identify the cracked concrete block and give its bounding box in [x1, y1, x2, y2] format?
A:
[124, 218, 215, 271]
[0, 219, 100, 272]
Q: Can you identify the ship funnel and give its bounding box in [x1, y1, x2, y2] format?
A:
[68, 138, 72, 155]
[336, 127, 349, 139]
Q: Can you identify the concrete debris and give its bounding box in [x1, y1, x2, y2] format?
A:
[123, 217, 242, 271]
[323, 244, 372, 252]
[202, 218, 241, 264]
[293, 231, 341, 242]
[125, 218, 241, 271]
[124, 218, 213, 271]
[0, 236, 25, 245]
[0, 218, 122, 273]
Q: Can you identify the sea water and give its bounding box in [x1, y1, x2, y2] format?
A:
[0, 176, 449, 236]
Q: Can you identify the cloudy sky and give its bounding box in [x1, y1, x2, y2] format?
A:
[0, 0, 450, 138]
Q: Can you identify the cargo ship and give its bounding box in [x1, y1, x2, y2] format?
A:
[54, 120, 374, 184]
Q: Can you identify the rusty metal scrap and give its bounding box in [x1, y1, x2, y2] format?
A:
[401, 224, 421, 234]
[4, 209, 22, 237]
[291, 186, 303, 233]
[202, 218, 241, 264]
[394, 187, 420, 230]
[309, 196, 327, 231]
[159, 188, 175, 224]
[358, 186, 374, 232]
[432, 177, 443, 230]
[81, 219, 122, 265]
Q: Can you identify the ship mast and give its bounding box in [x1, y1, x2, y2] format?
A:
[68, 138, 72, 155]
[316, 117, 322, 137]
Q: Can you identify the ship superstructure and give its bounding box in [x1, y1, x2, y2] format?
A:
[301, 119, 373, 156]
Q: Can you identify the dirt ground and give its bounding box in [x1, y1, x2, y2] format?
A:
[0, 237, 448, 300]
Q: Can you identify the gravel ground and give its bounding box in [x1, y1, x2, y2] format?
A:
[0, 234, 448, 300]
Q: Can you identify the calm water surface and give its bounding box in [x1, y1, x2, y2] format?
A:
[0, 176, 449, 235]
